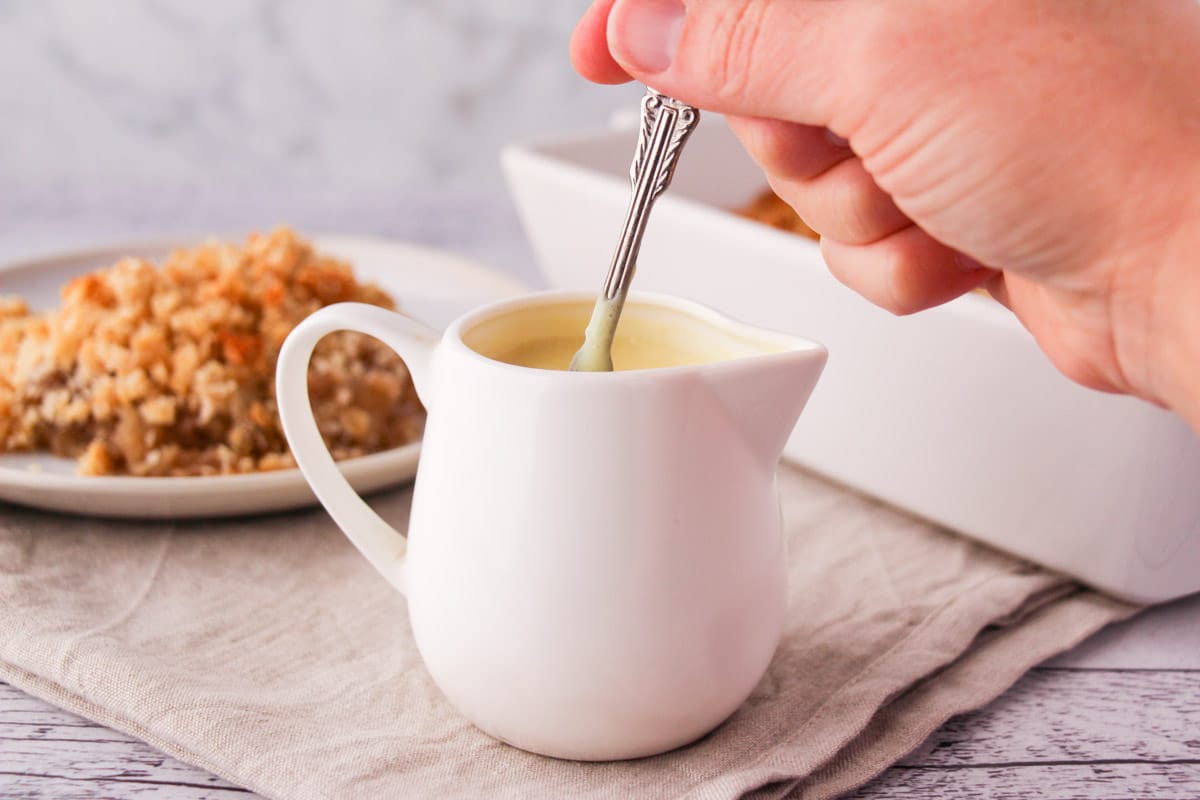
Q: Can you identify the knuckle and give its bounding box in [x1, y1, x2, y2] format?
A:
[823, 234, 934, 317]
[834, 196, 878, 246]
[805, 161, 900, 245]
[832, 162, 884, 242]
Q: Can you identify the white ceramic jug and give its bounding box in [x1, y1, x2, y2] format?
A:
[276, 290, 826, 760]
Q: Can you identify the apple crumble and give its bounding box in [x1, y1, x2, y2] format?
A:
[0, 228, 424, 476]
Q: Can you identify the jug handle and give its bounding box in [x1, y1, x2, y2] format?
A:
[275, 302, 438, 595]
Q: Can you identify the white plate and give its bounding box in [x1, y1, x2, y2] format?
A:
[0, 235, 527, 519]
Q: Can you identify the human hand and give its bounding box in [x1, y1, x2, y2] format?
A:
[571, 0, 1200, 430]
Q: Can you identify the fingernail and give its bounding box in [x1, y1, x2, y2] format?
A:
[610, 0, 685, 73]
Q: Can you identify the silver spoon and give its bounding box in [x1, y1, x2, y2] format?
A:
[569, 89, 700, 372]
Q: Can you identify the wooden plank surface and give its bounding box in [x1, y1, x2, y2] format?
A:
[4, 666, 1199, 799]
[0, 683, 251, 799]
[851, 763, 1200, 800]
[846, 667, 1200, 799]
[901, 669, 1200, 765]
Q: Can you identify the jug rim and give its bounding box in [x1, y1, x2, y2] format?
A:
[444, 289, 827, 377]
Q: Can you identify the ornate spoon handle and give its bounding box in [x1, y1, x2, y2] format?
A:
[603, 90, 700, 300]
[569, 89, 699, 372]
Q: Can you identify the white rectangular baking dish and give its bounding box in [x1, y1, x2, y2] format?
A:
[502, 117, 1200, 604]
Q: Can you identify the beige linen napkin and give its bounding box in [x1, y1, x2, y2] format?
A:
[0, 465, 1135, 800]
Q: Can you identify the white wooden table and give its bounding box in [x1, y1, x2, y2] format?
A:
[2, 188, 1198, 799]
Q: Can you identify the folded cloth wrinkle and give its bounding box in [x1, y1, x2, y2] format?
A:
[0, 465, 1136, 800]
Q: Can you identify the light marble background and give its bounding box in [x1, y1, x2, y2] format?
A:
[0, 0, 636, 192]
[0, 0, 640, 279]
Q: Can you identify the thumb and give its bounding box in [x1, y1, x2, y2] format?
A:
[605, 0, 854, 128]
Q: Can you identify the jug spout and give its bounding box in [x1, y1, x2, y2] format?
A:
[703, 344, 828, 466]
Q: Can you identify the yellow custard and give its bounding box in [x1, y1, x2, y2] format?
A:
[464, 299, 781, 372]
